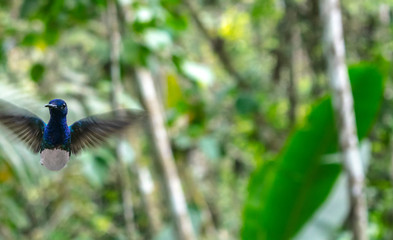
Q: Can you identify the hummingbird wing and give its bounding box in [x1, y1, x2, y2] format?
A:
[69, 110, 145, 154]
[0, 100, 46, 153]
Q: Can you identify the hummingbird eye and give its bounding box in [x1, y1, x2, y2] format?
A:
[61, 104, 66, 109]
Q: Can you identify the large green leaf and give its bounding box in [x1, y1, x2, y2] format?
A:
[241, 63, 384, 240]
[294, 140, 371, 240]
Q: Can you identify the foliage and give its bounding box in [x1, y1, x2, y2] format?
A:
[0, 0, 393, 239]
[242, 64, 385, 239]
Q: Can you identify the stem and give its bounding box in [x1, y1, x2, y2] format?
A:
[320, 0, 368, 239]
[136, 69, 196, 240]
[284, 0, 298, 125]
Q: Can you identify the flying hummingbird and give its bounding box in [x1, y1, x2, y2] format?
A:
[0, 99, 144, 171]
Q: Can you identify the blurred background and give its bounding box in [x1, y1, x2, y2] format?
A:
[0, 0, 392, 239]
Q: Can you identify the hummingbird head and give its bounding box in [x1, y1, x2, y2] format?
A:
[45, 99, 68, 118]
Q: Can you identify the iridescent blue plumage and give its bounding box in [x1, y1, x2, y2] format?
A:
[42, 99, 71, 152]
[0, 98, 144, 171]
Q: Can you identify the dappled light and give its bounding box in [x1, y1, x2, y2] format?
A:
[0, 0, 392, 240]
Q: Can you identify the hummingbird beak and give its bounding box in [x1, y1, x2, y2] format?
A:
[45, 104, 57, 109]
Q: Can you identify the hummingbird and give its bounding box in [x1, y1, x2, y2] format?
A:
[0, 99, 144, 171]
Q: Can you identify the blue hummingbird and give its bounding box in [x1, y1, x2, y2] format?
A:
[0, 99, 144, 171]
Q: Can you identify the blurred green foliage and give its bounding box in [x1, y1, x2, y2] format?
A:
[242, 64, 385, 239]
[0, 0, 393, 239]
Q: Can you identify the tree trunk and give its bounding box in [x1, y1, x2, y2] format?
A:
[137, 165, 162, 234]
[274, 0, 298, 126]
[107, 0, 138, 238]
[286, 2, 297, 126]
[305, 0, 325, 98]
[116, 2, 194, 238]
[320, 0, 368, 239]
[136, 69, 196, 240]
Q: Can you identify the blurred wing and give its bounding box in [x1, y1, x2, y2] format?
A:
[69, 109, 145, 154]
[0, 100, 46, 153]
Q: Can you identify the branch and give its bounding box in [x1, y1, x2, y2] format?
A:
[182, 0, 248, 89]
[116, 3, 196, 238]
[107, 0, 138, 237]
[282, 0, 298, 125]
[320, 0, 368, 239]
[136, 69, 196, 240]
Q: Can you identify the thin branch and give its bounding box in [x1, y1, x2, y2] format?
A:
[108, 0, 122, 109]
[137, 165, 162, 234]
[282, 0, 298, 125]
[305, 0, 325, 97]
[182, 0, 248, 89]
[320, 0, 368, 239]
[136, 69, 196, 240]
[118, 3, 195, 238]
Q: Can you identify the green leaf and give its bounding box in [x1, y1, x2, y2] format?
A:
[241, 63, 385, 240]
[166, 73, 183, 108]
[181, 61, 214, 86]
[1, 197, 30, 229]
[199, 136, 221, 162]
[121, 37, 150, 66]
[43, 27, 60, 45]
[294, 141, 371, 240]
[251, 0, 276, 19]
[235, 93, 258, 115]
[21, 33, 41, 46]
[144, 29, 172, 50]
[19, 0, 41, 18]
[350, 63, 384, 140]
[165, 12, 188, 32]
[30, 63, 45, 82]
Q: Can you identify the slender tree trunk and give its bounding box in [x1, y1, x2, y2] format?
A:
[107, 0, 122, 108]
[274, 0, 298, 126]
[137, 165, 162, 234]
[128, 126, 163, 236]
[184, 148, 218, 237]
[320, 0, 368, 239]
[305, 0, 325, 98]
[107, 0, 138, 238]
[286, 2, 297, 126]
[126, 129, 162, 237]
[116, 2, 194, 238]
[136, 69, 196, 240]
[379, 4, 390, 25]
